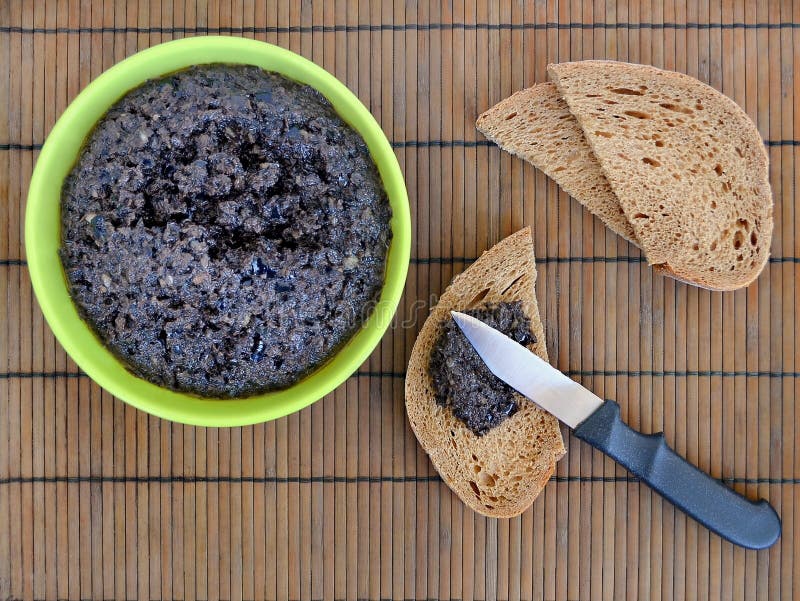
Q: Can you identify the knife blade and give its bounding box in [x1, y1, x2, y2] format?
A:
[450, 310, 781, 550]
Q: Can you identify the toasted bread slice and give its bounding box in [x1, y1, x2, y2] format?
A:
[405, 228, 565, 518]
[476, 82, 640, 246]
[548, 60, 773, 290]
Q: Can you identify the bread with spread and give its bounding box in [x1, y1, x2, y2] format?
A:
[405, 227, 565, 518]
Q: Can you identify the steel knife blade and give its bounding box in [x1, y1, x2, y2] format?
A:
[450, 310, 781, 550]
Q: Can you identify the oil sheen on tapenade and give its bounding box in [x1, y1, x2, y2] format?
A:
[428, 301, 536, 436]
[60, 64, 392, 398]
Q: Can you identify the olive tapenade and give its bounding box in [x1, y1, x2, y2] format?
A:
[429, 301, 536, 435]
[60, 64, 392, 397]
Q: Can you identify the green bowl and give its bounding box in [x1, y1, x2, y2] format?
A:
[25, 36, 410, 427]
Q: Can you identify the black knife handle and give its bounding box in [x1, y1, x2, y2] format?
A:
[573, 400, 780, 550]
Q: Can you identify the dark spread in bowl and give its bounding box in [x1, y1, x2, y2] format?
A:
[429, 302, 536, 435]
[60, 64, 392, 398]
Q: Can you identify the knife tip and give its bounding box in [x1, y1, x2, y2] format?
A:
[450, 311, 471, 331]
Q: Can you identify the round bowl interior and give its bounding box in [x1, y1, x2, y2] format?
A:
[25, 36, 410, 427]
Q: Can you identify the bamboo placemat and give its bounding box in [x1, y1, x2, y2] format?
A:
[1, 1, 798, 600]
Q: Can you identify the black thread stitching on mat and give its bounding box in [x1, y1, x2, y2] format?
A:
[1, 598, 488, 601]
[350, 370, 800, 379]
[0, 599, 487, 601]
[410, 256, 800, 265]
[2, 139, 798, 151]
[395, 140, 492, 148]
[1, 22, 800, 35]
[2, 369, 799, 379]
[5, 257, 799, 267]
[410, 256, 647, 264]
[0, 143, 42, 150]
[0, 474, 796, 485]
[0, 371, 86, 378]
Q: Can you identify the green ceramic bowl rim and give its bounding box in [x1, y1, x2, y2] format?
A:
[25, 36, 410, 427]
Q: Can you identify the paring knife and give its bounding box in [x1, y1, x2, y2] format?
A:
[451, 311, 781, 550]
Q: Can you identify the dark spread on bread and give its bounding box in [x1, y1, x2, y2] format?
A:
[429, 301, 535, 435]
[60, 64, 392, 398]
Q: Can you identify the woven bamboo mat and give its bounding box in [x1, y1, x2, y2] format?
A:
[1, 1, 798, 600]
